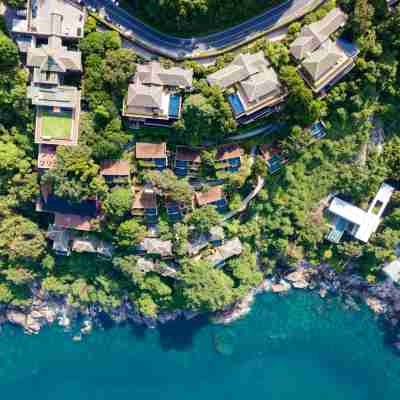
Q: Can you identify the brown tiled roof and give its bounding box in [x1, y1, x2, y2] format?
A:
[38, 144, 57, 169]
[175, 146, 201, 163]
[135, 142, 167, 159]
[216, 144, 242, 161]
[195, 187, 223, 206]
[132, 187, 158, 210]
[54, 213, 93, 231]
[100, 160, 130, 176]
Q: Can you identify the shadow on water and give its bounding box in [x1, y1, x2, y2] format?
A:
[129, 322, 148, 340]
[157, 315, 209, 351]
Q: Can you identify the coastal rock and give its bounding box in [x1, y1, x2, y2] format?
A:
[7, 310, 41, 334]
[212, 292, 254, 325]
[286, 270, 309, 288]
[319, 288, 327, 298]
[256, 279, 272, 293]
[366, 297, 385, 314]
[7, 310, 27, 328]
[271, 280, 291, 293]
[25, 315, 41, 334]
[58, 315, 71, 329]
[80, 320, 93, 335]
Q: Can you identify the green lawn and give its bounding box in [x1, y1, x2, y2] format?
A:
[41, 112, 72, 140]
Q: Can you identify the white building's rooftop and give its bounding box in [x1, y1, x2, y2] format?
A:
[328, 183, 394, 243]
[383, 259, 400, 283]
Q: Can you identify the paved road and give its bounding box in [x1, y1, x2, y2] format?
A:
[86, 0, 325, 59]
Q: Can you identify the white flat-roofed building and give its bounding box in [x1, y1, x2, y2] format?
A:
[327, 183, 395, 243]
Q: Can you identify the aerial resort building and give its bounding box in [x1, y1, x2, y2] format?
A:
[327, 183, 394, 243]
[123, 60, 193, 127]
[18, 2, 84, 168]
[12, 0, 85, 50]
[132, 186, 159, 223]
[290, 8, 358, 93]
[100, 160, 131, 184]
[215, 144, 243, 173]
[195, 187, 228, 213]
[174, 146, 202, 177]
[205, 238, 243, 267]
[26, 34, 82, 149]
[207, 52, 287, 124]
[135, 142, 168, 170]
[259, 144, 288, 174]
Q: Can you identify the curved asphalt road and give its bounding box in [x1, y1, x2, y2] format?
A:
[87, 0, 324, 59]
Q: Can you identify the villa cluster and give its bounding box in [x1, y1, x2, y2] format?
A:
[35, 140, 253, 257]
[119, 7, 357, 128]
[10, 1, 393, 265]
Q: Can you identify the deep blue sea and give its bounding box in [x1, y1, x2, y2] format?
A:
[0, 291, 399, 399]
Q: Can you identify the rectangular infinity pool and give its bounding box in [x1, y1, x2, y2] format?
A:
[169, 94, 181, 118]
[228, 93, 245, 115]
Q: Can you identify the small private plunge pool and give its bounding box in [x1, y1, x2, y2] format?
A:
[168, 94, 182, 119]
[227, 93, 245, 115]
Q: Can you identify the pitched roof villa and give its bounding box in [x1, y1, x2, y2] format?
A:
[27, 36, 82, 81]
[100, 160, 131, 177]
[327, 183, 394, 243]
[290, 8, 348, 61]
[215, 143, 243, 172]
[174, 146, 202, 177]
[12, 0, 85, 40]
[195, 187, 227, 212]
[123, 61, 193, 126]
[26, 35, 82, 147]
[135, 142, 168, 169]
[132, 187, 158, 221]
[54, 212, 94, 232]
[207, 52, 286, 122]
[290, 8, 358, 93]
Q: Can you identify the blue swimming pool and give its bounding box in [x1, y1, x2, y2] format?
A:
[310, 121, 326, 140]
[228, 94, 245, 115]
[337, 38, 359, 58]
[168, 94, 181, 118]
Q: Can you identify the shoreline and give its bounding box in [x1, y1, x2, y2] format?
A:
[1, 263, 400, 351]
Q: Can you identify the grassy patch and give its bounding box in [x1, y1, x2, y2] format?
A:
[41, 111, 72, 140]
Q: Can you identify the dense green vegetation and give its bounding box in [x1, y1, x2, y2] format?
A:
[123, 0, 281, 36]
[0, 0, 399, 320]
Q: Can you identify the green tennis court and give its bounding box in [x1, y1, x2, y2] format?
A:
[41, 111, 72, 140]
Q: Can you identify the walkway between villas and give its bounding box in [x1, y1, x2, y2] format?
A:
[223, 146, 265, 221]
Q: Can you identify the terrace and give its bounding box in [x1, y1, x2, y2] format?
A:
[37, 144, 57, 169]
[34, 107, 79, 145]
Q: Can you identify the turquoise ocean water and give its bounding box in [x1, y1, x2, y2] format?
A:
[0, 291, 399, 399]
